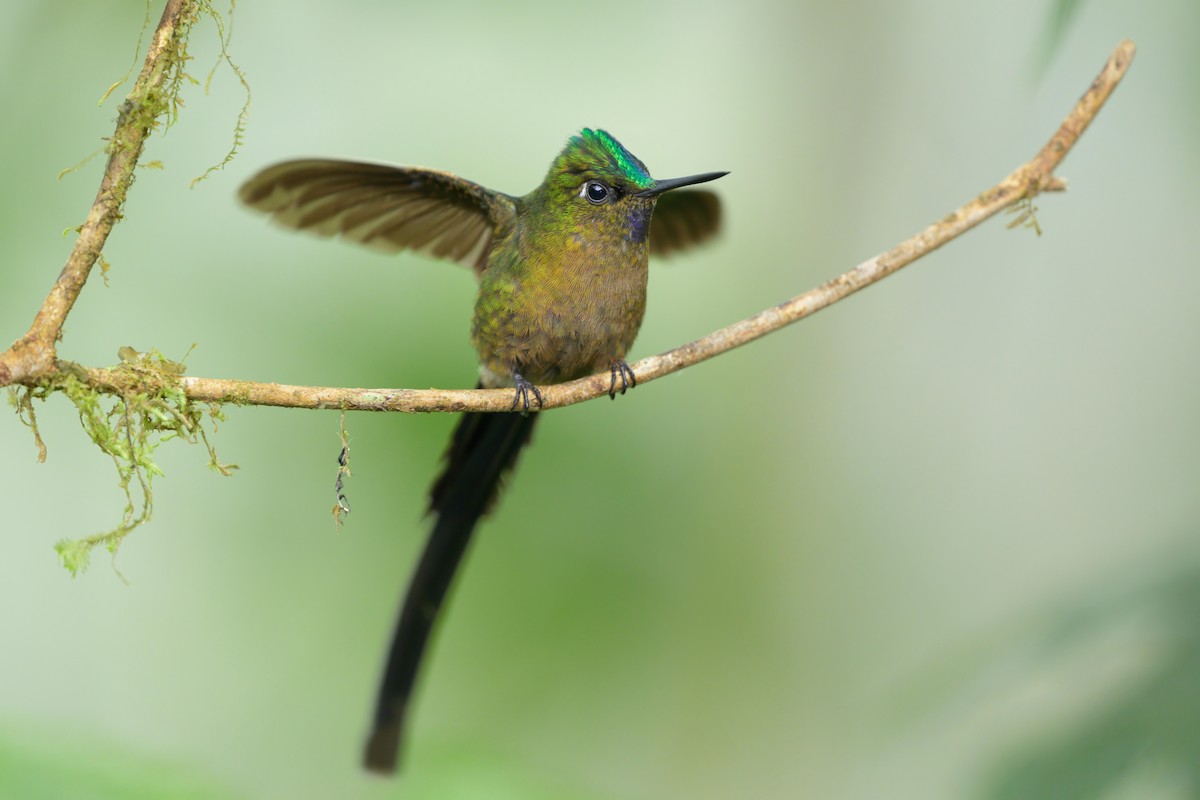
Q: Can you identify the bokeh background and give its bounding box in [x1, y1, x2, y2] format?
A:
[2, 2, 1198, 798]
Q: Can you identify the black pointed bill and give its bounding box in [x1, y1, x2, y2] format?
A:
[633, 171, 728, 198]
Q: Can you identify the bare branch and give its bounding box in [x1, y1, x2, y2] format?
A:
[161, 40, 1138, 413]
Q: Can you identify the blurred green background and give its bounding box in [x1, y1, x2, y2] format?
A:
[2, 1, 1198, 798]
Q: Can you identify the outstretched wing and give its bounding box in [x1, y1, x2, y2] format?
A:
[238, 159, 515, 273]
[649, 189, 723, 257]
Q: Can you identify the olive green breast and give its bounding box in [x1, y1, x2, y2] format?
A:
[471, 213, 650, 387]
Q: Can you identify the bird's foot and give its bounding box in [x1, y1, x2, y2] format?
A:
[510, 372, 544, 415]
[608, 360, 637, 400]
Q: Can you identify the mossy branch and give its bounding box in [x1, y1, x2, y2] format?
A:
[0, 1, 243, 573]
[1, 0, 198, 387]
[50, 350, 236, 576]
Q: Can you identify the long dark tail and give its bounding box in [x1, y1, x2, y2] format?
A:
[363, 409, 538, 773]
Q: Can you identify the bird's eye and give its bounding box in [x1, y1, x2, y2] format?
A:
[582, 180, 611, 204]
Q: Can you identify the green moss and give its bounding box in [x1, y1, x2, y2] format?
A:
[97, 0, 153, 108]
[39, 348, 237, 578]
[22, 3, 255, 576]
[1006, 196, 1044, 237]
[97, 252, 111, 286]
[191, 1, 252, 187]
[60, 1, 251, 193]
[8, 386, 48, 463]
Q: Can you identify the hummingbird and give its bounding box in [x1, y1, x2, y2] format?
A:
[238, 128, 727, 773]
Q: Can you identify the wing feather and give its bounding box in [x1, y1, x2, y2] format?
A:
[239, 159, 514, 273]
[649, 189, 723, 258]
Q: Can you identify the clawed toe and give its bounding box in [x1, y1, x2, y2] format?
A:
[607, 360, 637, 400]
[510, 372, 544, 415]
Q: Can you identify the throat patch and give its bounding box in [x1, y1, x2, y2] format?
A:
[626, 206, 651, 243]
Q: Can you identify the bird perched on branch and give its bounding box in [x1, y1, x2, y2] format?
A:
[239, 128, 727, 773]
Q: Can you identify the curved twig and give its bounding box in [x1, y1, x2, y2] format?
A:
[3, 38, 1136, 417]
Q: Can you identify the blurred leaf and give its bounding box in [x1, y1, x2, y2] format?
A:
[402, 745, 617, 800]
[1031, 0, 1089, 80]
[981, 554, 1200, 799]
[0, 728, 242, 800]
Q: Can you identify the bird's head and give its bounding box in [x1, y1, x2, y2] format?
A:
[534, 128, 726, 243]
